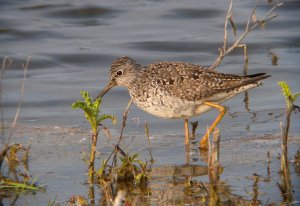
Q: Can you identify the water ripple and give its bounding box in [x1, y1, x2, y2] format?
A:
[126, 41, 221, 53]
[161, 8, 224, 19]
[46, 7, 119, 19]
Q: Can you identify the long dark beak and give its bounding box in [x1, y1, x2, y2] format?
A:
[95, 80, 117, 100]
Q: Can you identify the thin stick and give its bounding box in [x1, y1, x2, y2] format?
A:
[94, 99, 133, 184]
[117, 98, 133, 145]
[210, 1, 283, 70]
[236, 43, 249, 75]
[184, 118, 189, 144]
[246, 0, 262, 32]
[0, 57, 11, 80]
[191, 121, 198, 139]
[105, 99, 133, 163]
[0, 57, 12, 136]
[223, 0, 233, 51]
[208, 128, 220, 206]
[7, 57, 31, 144]
[89, 132, 98, 185]
[208, 129, 220, 180]
[88, 184, 95, 206]
[144, 120, 154, 163]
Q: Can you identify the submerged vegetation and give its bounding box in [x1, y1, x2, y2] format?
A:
[72, 91, 151, 205]
[277, 81, 299, 203]
[278, 81, 300, 153]
[0, 143, 43, 193]
[0, 57, 43, 198]
[72, 91, 116, 185]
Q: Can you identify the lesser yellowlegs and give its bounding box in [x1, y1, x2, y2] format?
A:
[96, 56, 270, 149]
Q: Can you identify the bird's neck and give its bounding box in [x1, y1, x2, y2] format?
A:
[122, 67, 145, 89]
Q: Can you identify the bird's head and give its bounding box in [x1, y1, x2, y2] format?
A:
[95, 56, 141, 99]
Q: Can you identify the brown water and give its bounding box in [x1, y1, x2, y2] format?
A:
[0, 0, 300, 205]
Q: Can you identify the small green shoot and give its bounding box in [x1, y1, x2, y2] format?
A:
[135, 160, 149, 185]
[72, 91, 116, 133]
[47, 196, 57, 206]
[72, 90, 116, 185]
[278, 81, 299, 146]
[118, 153, 149, 185]
[97, 159, 108, 180]
[278, 81, 300, 110]
[278, 81, 299, 202]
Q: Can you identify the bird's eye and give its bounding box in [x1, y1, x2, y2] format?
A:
[116, 70, 123, 76]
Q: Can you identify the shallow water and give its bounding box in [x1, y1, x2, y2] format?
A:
[0, 0, 300, 205]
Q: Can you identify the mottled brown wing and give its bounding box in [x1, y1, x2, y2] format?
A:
[146, 61, 245, 101]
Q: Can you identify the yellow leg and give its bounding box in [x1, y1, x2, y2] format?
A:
[184, 118, 189, 145]
[199, 102, 226, 149]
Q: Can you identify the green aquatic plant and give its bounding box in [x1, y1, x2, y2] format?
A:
[278, 81, 300, 110]
[47, 196, 57, 206]
[72, 91, 116, 185]
[72, 91, 116, 132]
[277, 81, 299, 203]
[278, 81, 300, 147]
[0, 143, 43, 194]
[0, 178, 42, 191]
[118, 153, 149, 185]
[95, 149, 150, 206]
[97, 152, 149, 187]
[97, 159, 108, 180]
[72, 91, 150, 205]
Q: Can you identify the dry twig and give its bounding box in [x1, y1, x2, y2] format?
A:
[105, 99, 133, 163]
[144, 120, 154, 163]
[0, 57, 13, 134]
[7, 57, 31, 144]
[210, 0, 283, 70]
[208, 128, 221, 205]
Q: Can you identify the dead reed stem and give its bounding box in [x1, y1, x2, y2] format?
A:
[0, 142, 32, 183]
[191, 121, 198, 139]
[210, 0, 283, 70]
[88, 132, 98, 185]
[0, 57, 13, 137]
[144, 120, 154, 163]
[208, 128, 220, 205]
[7, 57, 31, 144]
[282, 102, 293, 158]
[88, 183, 95, 206]
[267, 151, 271, 176]
[118, 98, 133, 144]
[105, 99, 133, 164]
[250, 174, 260, 205]
[279, 146, 293, 203]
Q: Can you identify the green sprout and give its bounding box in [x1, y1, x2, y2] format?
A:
[118, 153, 149, 185]
[72, 91, 116, 133]
[72, 90, 116, 185]
[278, 81, 299, 202]
[278, 81, 300, 110]
[278, 81, 299, 142]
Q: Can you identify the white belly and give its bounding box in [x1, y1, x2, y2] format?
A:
[130, 82, 261, 119]
[132, 95, 212, 119]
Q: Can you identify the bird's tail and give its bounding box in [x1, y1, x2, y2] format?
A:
[243, 73, 271, 84]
